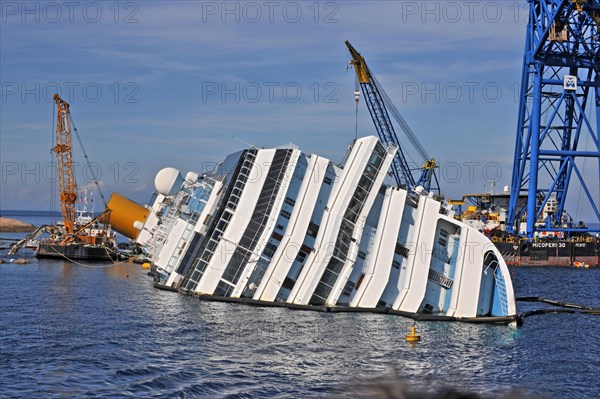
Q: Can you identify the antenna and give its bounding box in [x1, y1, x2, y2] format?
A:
[214, 128, 255, 149]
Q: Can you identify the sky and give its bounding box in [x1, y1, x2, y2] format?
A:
[1, 1, 598, 222]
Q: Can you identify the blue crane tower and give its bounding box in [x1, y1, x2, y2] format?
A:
[345, 41, 441, 195]
[507, 0, 600, 237]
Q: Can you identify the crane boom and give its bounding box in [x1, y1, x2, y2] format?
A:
[345, 40, 440, 193]
[346, 41, 415, 188]
[53, 94, 78, 234]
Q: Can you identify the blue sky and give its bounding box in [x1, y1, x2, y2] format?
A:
[1, 1, 597, 221]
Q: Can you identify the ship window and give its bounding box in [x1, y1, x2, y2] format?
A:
[307, 222, 319, 238]
[368, 153, 383, 169]
[284, 197, 296, 206]
[392, 260, 401, 270]
[342, 280, 356, 296]
[203, 214, 211, 225]
[216, 220, 227, 232]
[222, 211, 233, 222]
[263, 242, 277, 258]
[323, 176, 332, 185]
[276, 224, 284, 231]
[206, 240, 217, 252]
[357, 251, 366, 260]
[395, 243, 410, 258]
[295, 251, 307, 263]
[280, 210, 291, 219]
[282, 277, 295, 290]
[364, 164, 377, 178]
[191, 211, 201, 222]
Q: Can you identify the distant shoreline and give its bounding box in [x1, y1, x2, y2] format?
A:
[0, 217, 37, 233]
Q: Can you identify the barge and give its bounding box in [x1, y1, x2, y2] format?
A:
[449, 193, 599, 267]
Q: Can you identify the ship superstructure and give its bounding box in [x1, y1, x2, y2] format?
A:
[108, 136, 517, 321]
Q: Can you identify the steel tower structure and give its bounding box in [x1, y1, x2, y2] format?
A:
[507, 0, 600, 237]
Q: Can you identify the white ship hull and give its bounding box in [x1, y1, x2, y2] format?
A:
[112, 136, 517, 322]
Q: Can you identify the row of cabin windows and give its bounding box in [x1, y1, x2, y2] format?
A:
[342, 148, 383, 224]
[310, 257, 344, 304]
[183, 154, 256, 289]
[438, 229, 449, 247]
[277, 248, 311, 298]
[315, 146, 388, 298]
[185, 209, 233, 286]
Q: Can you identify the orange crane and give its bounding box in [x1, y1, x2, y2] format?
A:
[53, 93, 78, 235]
[9, 95, 116, 259]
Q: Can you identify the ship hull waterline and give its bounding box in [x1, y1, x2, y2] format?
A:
[36, 243, 117, 261]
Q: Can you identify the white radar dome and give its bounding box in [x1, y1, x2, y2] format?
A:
[185, 171, 199, 183]
[155, 167, 184, 196]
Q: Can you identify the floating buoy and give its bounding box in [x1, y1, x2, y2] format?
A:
[141, 262, 151, 270]
[405, 323, 421, 342]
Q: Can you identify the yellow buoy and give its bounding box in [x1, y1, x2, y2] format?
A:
[141, 262, 151, 270]
[405, 323, 421, 342]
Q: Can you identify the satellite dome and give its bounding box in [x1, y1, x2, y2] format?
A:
[154, 167, 184, 196]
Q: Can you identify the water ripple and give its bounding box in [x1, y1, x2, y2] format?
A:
[1, 262, 599, 398]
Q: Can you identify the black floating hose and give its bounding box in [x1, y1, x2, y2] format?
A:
[516, 297, 600, 320]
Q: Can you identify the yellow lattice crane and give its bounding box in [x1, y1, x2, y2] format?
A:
[52, 93, 78, 235]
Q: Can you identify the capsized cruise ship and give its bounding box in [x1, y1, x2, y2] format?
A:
[108, 136, 517, 322]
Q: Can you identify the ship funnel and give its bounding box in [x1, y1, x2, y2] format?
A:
[102, 192, 150, 239]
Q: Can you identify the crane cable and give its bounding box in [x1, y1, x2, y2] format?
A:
[574, 130, 590, 221]
[67, 111, 107, 208]
[50, 103, 56, 224]
[372, 74, 429, 163]
[355, 73, 360, 140]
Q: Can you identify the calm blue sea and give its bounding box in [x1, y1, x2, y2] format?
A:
[1, 212, 599, 398]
